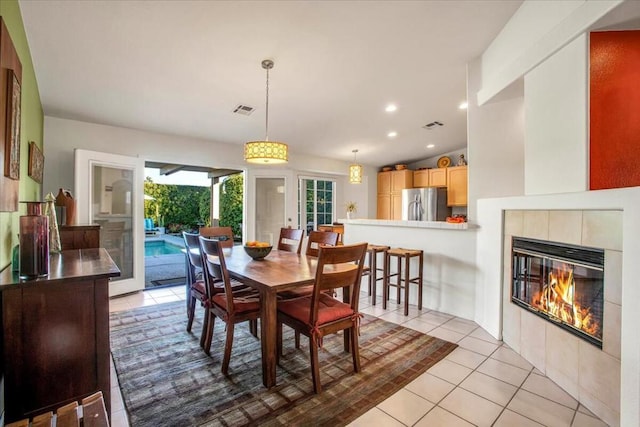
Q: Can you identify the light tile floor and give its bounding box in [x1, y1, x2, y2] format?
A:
[108, 287, 609, 427]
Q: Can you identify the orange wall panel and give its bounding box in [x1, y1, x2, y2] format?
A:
[590, 31, 640, 190]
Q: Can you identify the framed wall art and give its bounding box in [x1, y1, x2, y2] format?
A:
[4, 68, 21, 180]
[28, 141, 44, 183]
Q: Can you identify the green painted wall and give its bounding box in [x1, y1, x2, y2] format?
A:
[0, 0, 44, 270]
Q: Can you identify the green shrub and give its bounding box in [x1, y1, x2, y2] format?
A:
[144, 179, 210, 229]
[219, 173, 243, 239]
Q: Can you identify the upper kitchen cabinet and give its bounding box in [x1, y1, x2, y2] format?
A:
[429, 168, 447, 187]
[446, 166, 467, 206]
[413, 168, 447, 188]
[377, 170, 413, 219]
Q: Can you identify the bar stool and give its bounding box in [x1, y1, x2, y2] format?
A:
[361, 244, 390, 305]
[384, 248, 424, 316]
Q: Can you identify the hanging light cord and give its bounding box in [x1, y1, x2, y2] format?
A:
[262, 59, 274, 142]
[265, 65, 269, 141]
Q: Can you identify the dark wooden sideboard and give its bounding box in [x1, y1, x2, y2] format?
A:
[0, 249, 120, 423]
[59, 224, 100, 250]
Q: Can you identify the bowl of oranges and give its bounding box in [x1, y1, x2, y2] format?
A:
[244, 241, 273, 260]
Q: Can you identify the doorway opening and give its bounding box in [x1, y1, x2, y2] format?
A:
[143, 161, 243, 290]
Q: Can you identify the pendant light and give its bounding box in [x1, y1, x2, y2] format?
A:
[349, 149, 363, 184]
[244, 59, 288, 164]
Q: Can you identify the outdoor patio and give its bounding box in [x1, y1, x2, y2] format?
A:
[144, 234, 186, 289]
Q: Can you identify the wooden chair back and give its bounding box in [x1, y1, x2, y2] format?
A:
[182, 231, 203, 278]
[310, 243, 367, 324]
[277, 228, 304, 254]
[305, 230, 339, 257]
[198, 236, 235, 314]
[199, 226, 234, 248]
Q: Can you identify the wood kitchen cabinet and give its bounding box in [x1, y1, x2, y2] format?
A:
[413, 168, 447, 188]
[429, 168, 447, 187]
[0, 249, 120, 423]
[413, 170, 429, 187]
[59, 224, 100, 250]
[377, 170, 413, 219]
[446, 165, 468, 206]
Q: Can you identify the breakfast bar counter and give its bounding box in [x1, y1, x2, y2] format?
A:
[340, 218, 471, 230]
[341, 219, 477, 320]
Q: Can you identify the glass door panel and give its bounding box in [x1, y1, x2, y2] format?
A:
[75, 149, 144, 296]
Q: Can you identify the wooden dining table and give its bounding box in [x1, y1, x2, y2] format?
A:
[221, 247, 318, 388]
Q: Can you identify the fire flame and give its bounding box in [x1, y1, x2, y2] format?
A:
[532, 263, 600, 338]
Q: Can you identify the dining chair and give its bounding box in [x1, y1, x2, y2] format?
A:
[184, 232, 250, 335]
[282, 230, 341, 347]
[276, 242, 367, 393]
[199, 226, 235, 248]
[277, 227, 304, 254]
[305, 230, 339, 257]
[199, 236, 261, 375]
[183, 232, 207, 333]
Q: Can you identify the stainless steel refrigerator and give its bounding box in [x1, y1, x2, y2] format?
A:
[401, 187, 450, 221]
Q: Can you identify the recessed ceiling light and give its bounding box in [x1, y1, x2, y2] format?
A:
[385, 104, 397, 113]
[426, 144, 435, 149]
[387, 131, 397, 138]
[459, 101, 468, 110]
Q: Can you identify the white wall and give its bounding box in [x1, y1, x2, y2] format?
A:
[43, 116, 371, 238]
[478, 0, 622, 105]
[467, 58, 525, 224]
[524, 34, 588, 195]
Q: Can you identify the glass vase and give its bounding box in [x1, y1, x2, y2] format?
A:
[19, 201, 49, 279]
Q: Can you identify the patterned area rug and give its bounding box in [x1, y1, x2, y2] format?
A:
[110, 301, 457, 427]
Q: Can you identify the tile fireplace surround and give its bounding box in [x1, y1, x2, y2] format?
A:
[503, 209, 621, 426]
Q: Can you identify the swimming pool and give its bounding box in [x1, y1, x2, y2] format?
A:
[145, 240, 184, 256]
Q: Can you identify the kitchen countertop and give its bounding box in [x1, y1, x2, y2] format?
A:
[338, 218, 473, 230]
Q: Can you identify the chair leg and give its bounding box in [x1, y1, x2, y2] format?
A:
[404, 255, 410, 316]
[350, 326, 361, 373]
[249, 319, 259, 338]
[418, 252, 424, 311]
[309, 336, 322, 394]
[295, 330, 301, 349]
[202, 312, 215, 355]
[186, 295, 196, 332]
[396, 256, 402, 303]
[383, 253, 389, 310]
[221, 321, 235, 376]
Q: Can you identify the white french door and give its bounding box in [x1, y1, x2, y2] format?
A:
[74, 149, 145, 296]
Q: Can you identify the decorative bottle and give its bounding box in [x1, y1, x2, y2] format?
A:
[19, 201, 49, 279]
[45, 192, 62, 253]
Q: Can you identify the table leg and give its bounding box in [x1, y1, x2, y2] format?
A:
[261, 289, 278, 388]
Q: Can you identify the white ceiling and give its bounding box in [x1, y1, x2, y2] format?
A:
[19, 0, 522, 167]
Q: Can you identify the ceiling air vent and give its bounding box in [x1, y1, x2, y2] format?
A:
[233, 104, 255, 115]
[423, 121, 444, 130]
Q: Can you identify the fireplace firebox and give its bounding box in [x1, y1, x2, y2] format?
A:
[512, 237, 604, 348]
